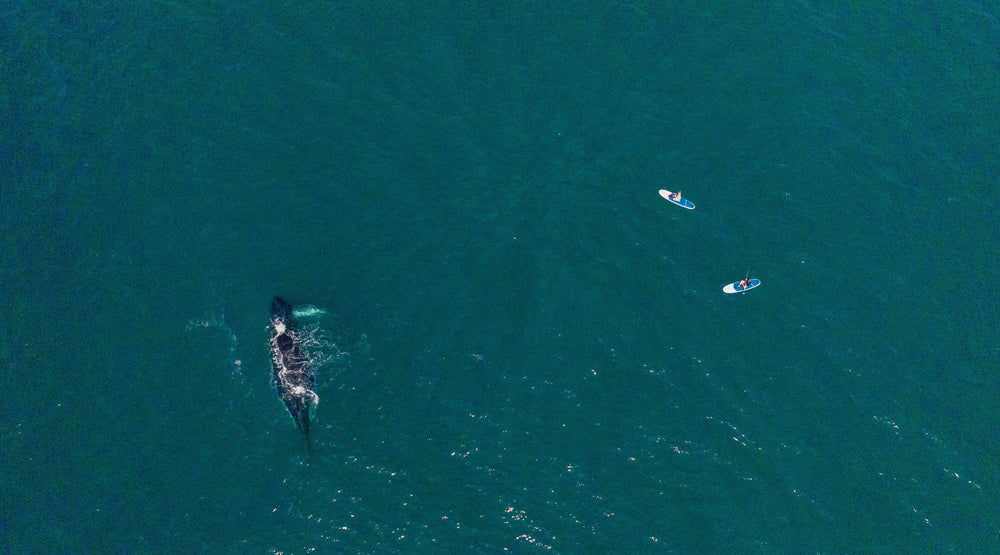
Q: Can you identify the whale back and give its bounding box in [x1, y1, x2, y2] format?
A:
[269, 296, 316, 441]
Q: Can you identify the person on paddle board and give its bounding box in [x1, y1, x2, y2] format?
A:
[672, 190, 681, 200]
[739, 277, 750, 288]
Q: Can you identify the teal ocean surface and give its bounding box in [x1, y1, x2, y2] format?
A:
[3, 2, 999, 552]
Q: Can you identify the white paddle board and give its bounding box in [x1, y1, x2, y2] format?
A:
[658, 189, 695, 210]
[723, 278, 761, 294]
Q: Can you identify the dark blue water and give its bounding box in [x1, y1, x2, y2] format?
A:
[4, 1, 998, 552]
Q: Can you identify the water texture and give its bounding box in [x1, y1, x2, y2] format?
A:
[3, 1, 998, 552]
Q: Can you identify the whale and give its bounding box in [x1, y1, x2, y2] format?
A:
[269, 296, 318, 440]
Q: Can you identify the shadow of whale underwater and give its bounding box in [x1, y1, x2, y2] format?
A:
[270, 296, 318, 440]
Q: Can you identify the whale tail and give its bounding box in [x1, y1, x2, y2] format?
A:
[285, 397, 312, 435]
[282, 396, 312, 452]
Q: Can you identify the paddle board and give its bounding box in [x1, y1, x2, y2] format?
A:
[723, 278, 761, 294]
[658, 189, 695, 210]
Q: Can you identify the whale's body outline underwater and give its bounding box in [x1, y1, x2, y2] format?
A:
[269, 296, 318, 442]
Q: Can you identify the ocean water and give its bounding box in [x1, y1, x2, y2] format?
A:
[3, 1, 998, 552]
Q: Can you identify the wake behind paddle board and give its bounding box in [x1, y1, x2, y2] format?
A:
[723, 278, 761, 294]
[658, 189, 695, 210]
